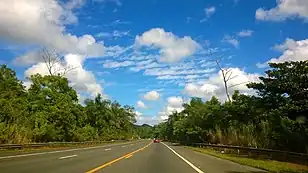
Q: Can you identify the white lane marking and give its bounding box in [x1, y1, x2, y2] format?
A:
[59, 154, 77, 160]
[0, 141, 142, 160]
[162, 142, 204, 173]
[130, 144, 134, 146]
[104, 148, 111, 151]
[122, 145, 127, 148]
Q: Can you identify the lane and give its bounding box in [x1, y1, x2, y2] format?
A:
[98, 142, 199, 173]
[94, 141, 266, 173]
[0, 141, 140, 158]
[0, 140, 149, 173]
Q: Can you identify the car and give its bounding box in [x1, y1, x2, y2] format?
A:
[153, 138, 160, 143]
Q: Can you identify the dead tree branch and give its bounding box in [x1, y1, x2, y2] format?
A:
[41, 48, 77, 77]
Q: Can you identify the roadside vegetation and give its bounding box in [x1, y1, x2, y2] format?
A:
[153, 61, 308, 154]
[0, 64, 154, 143]
[189, 147, 308, 173]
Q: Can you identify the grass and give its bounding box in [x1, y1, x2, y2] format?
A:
[187, 146, 308, 173]
[0, 140, 127, 156]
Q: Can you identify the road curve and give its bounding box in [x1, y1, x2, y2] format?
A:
[0, 140, 266, 173]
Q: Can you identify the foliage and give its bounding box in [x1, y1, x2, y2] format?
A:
[155, 61, 308, 153]
[0, 65, 142, 143]
[134, 124, 154, 139]
[189, 147, 308, 173]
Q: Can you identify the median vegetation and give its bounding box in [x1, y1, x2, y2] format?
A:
[0, 64, 150, 143]
[153, 61, 308, 154]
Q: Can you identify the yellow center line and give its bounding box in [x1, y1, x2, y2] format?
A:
[125, 154, 133, 159]
[85, 142, 152, 173]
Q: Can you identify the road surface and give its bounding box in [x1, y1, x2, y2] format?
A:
[0, 140, 265, 173]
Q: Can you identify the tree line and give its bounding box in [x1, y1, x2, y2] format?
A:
[0, 64, 149, 143]
[153, 61, 308, 153]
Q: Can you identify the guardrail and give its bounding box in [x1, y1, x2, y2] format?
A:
[176, 142, 308, 165]
[0, 140, 128, 150]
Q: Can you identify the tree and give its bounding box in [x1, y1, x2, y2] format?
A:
[27, 74, 79, 141]
[155, 61, 308, 153]
[41, 48, 77, 77]
[0, 65, 29, 143]
[247, 61, 308, 120]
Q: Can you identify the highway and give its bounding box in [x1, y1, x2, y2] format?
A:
[0, 140, 265, 173]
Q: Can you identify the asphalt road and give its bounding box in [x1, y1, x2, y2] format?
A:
[0, 140, 265, 173]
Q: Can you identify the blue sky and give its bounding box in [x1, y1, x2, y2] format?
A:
[0, 0, 308, 125]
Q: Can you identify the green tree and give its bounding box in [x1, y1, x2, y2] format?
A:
[27, 74, 79, 142]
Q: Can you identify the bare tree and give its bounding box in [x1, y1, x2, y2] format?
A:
[215, 59, 237, 102]
[207, 50, 239, 102]
[41, 48, 77, 77]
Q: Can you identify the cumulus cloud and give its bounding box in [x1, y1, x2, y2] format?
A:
[25, 54, 103, 97]
[257, 38, 308, 68]
[256, 0, 308, 21]
[135, 28, 200, 62]
[136, 100, 147, 109]
[167, 96, 184, 108]
[0, 0, 104, 63]
[158, 96, 185, 120]
[237, 30, 254, 37]
[183, 68, 261, 101]
[0, 0, 111, 98]
[222, 35, 239, 48]
[14, 51, 44, 66]
[135, 111, 142, 117]
[143, 91, 160, 101]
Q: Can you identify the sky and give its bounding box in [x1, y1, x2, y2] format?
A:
[0, 0, 308, 125]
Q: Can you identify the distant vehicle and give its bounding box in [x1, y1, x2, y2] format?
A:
[153, 138, 160, 143]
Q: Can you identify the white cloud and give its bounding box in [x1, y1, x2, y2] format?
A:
[256, 0, 308, 21]
[143, 90, 160, 101]
[135, 111, 142, 117]
[103, 45, 132, 58]
[135, 28, 200, 62]
[0, 0, 104, 60]
[257, 38, 308, 68]
[144, 67, 215, 76]
[200, 6, 216, 22]
[65, 0, 86, 9]
[103, 60, 134, 68]
[156, 74, 208, 81]
[158, 96, 185, 120]
[14, 51, 43, 66]
[25, 54, 103, 97]
[104, 19, 131, 27]
[129, 61, 167, 72]
[237, 30, 254, 37]
[96, 30, 130, 38]
[167, 96, 184, 108]
[136, 100, 147, 109]
[135, 115, 161, 125]
[183, 68, 261, 101]
[93, 0, 122, 6]
[205, 6, 216, 18]
[199, 60, 216, 68]
[222, 35, 240, 48]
